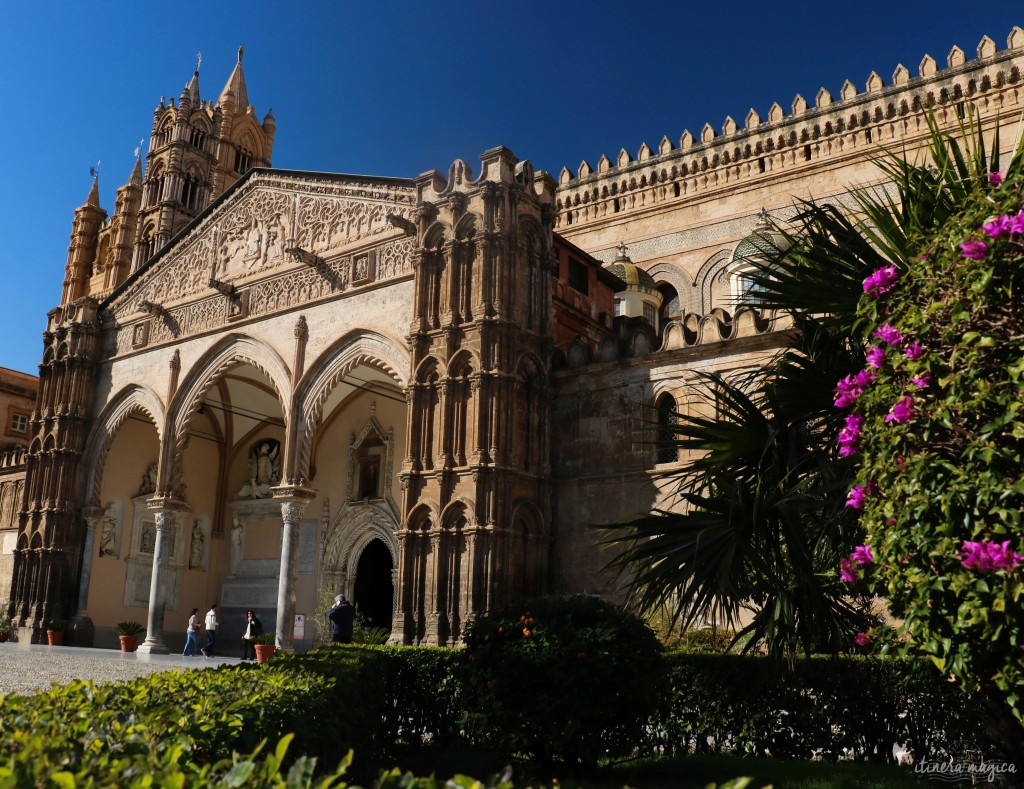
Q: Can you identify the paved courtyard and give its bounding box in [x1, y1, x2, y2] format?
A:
[0, 641, 242, 697]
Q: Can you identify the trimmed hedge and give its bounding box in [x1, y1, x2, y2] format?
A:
[0, 642, 984, 780]
[652, 653, 982, 763]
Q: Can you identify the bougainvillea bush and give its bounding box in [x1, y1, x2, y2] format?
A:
[461, 594, 663, 766]
[837, 160, 1024, 722]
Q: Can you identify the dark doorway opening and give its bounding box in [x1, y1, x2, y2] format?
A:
[353, 539, 394, 632]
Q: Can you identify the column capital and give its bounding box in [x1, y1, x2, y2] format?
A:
[270, 484, 317, 503]
[146, 496, 190, 513]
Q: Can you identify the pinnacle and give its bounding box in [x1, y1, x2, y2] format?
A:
[218, 46, 249, 109]
[85, 176, 100, 208]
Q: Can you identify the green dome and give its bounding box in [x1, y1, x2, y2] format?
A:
[606, 261, 657, 291]
[733, 230, 787, 262]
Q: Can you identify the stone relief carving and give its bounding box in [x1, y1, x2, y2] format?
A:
[188, 518, 206, 570]
[97, 499, 122, 558]
[109, 235, 414, 358]
[235, 439, 282, 499]
[137, 462, 158, 496]
[109, 176, 416, 327]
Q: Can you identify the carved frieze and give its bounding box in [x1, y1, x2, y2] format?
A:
[107, 173, 416, 330]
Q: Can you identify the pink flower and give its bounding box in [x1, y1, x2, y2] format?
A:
[866, 346, 886, 369]
[873, 324, 904, 346]
[839, 558, 858, 583]
[959, 540, 1024, 572]
[983, 215, 1013, 238]
[853, 369, 877, 387]
[854, 631, 872, 647]
[903, 342, 924, 360]
[846, 485, 867, 509]
[838, 412, 864, 457]
[961, 239, 988, 260]
[1009, 211, 1024, 235]
[851, 545, 874, 565]
[834, 370, 876, 408]
[884, 396, 915, 425]
[988, 171, 1003, 186]
[862, 264, 899, 296]
[911, 373, 931, 388]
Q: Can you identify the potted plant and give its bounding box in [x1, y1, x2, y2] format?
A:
[45, 618, 65, 646]
[0, 615, 11, 643]
[116, 621, 144, 652]
[253, 631, 276, 663]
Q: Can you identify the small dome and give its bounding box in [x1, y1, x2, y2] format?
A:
[606, 242, 658, 292]
[606, 261, 657, 291]
[732, 208, 789, 263]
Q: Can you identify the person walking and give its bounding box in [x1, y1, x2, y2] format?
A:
[327, 595, 355, 643]
[183, 608, 201, 656]
[241, 609, 262, 660]
[202, 604, 219, 657]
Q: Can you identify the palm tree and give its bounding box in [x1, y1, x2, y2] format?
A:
[605, 113, 1005, 660]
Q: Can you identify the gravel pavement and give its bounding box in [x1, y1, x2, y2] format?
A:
[0, 642, 241, 697]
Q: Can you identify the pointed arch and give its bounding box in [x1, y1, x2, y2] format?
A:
[164, 333, 290, 496]
[293, 329, 409, 482]
[80, 384, 165, 509]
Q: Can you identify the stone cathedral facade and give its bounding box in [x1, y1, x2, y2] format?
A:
[3, 31, 1023, 651]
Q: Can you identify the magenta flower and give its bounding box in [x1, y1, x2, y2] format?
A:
[873, 324, 904, 346]
[862, 264, 899, 296]
[960, 540, 1024, 572]
[839, 558, 858, 583]
[851, 545, 873, 565]
[853, 369, 877, 387]
[838, 412, 864, 457]
[983, 215, 1013, 238]
[854, 631, 872, 647]
[1010, 211, 1024, 235]
[911, 373, 931, 388]
[866, 346, 886, 369]
[846, 485, 867, 509]
[903, 342, 924, 360]
[961, 239, 989, 260]
[988, 171, 1003, 186]
[884, 396, 915, 425]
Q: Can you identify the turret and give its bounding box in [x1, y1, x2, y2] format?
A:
[60, 177, 106, 304]
[104, 157, 144, 291]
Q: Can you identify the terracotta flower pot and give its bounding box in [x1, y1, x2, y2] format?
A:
[254, 643, 276, 664]
[119, 634, 138, 652]
[47, 630, 64, 646]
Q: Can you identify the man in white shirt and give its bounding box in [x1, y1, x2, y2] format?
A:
[202, 604, 219, 657]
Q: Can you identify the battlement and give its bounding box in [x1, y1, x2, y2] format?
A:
[555, 28, 1024, 232]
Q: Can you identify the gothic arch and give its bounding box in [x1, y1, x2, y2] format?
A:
[321, 502, 399, 585]
[165, 333, 291, 496]
[694, 249, 734, 314]
[646, 262, 696, 314]
[80, 384, 166, 509]
[293, 329, 409, 482]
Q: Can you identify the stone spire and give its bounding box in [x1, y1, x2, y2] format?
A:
[218, 45, 249, 109]
[85, 176, 101, 208]
[128, 155, 143, 187]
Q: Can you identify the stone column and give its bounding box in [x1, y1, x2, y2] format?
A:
[272, 486, 315, 653]
[137, 500, 185, 654]
[68, 508, 100, 647]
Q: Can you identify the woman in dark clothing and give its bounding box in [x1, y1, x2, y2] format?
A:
[242, 609, 262, 660]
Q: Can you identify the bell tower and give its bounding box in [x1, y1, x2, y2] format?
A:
[133, 48, 275, 271]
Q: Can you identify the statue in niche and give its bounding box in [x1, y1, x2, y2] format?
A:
[230, 515, 243, 576]
[189, 520, 205, 569]
[236, 439, 281, 499]
[140, 522, 156, 554]
[138, 462, 158, 496]
[358, 454, 381, 500]
[98, 502, 118, 557]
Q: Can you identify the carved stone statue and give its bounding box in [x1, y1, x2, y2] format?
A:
[230, 515, 243, 575]
[235, 439, 281, 499]
[98, 502, 118, 557]
[188, 520, 204, 569]
[137, 462, 158, 496]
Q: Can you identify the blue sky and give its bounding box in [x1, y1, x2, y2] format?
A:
[0, 2, 1020, 374]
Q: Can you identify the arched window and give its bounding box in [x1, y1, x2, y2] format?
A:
[234, 146, 252, 174]
[181, 172, 201, 210]
[731, 264, 769, 306]
[656, 393, 679, 465]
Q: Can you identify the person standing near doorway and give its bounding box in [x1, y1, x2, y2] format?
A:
[242, 609, 262, 660]
[202, 604, 219, 657]
[327, 595, 354, 643]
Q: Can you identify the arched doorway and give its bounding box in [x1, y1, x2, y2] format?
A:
[353, 539, 393, 631]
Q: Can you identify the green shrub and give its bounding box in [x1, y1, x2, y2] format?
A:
[461, 594, 663, 766]
[653, 653, 982, 762]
